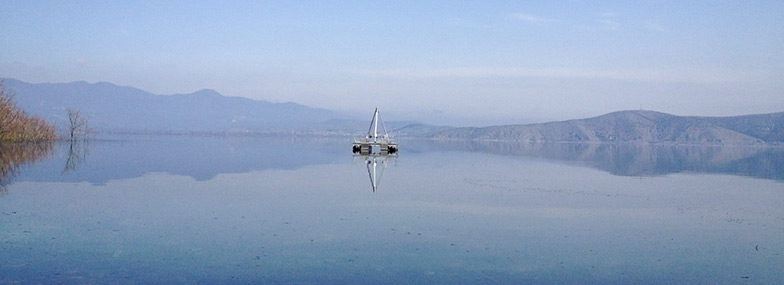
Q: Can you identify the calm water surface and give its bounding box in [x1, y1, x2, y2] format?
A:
[1, 136, 782, 283]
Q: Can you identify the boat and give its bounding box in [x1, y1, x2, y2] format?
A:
[352, 107, 398, 155]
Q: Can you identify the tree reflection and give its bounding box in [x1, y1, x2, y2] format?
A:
[62, 140, 89, 174]
[0, 142, 54, 194]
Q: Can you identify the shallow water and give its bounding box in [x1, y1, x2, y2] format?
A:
[1, 136, 782, 283]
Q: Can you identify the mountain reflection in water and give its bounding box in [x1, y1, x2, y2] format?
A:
[12, 135, 346, 185]
[2, 136, 782, 283]
[421, 140, 784, 181]
[3, 136, 783, 188]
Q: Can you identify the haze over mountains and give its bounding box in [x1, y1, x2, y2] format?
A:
[4, 78, 783, 145]
[4, 78, 352, 133]
[432, 110, 784, 145]
[5, 78, 449, 136]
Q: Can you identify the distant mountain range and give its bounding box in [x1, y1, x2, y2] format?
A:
[4, 78, 451, 136]
[4, 78, 782, 145]
[431, 110, 784, 145]
[4, 78, 349, 133]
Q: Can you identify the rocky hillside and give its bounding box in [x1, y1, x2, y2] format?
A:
[431, 110, 784, 145]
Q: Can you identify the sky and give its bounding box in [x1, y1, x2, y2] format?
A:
[1, 1, 783, 126]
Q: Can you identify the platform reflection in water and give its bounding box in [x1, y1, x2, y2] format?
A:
[354, 153, 397, 192]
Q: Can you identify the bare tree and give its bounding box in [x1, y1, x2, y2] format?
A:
[66, 107, 89, 141]
[63, 107, 90, 173]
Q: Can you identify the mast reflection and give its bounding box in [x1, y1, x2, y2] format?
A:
[354, 153, 396, 192]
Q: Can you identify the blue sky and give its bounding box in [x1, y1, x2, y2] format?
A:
[2, 1, 783, 125]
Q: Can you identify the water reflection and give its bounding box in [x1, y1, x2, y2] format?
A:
[62, 140, 89, 174]
[6, 136, 783, 187]
[13, 135, 346, 185]
[354, 153, 396, 192]
[3, 137, 782, 283]
[422, 140, 784, 181]
[0, 142, 54, 193]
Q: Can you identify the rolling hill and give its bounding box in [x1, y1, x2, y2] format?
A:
[5, 78, 781, 144]
[4, 78, 346, 133]
[431, 110, 784, 145]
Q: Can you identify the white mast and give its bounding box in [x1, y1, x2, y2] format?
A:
[367, 107, 383, 142]
[373, 107, 379, 142]
[354, 107, 397, 155]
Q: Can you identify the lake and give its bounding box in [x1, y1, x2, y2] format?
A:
[1, 135, 782, 283]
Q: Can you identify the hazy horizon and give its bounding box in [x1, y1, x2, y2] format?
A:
[2, 1, 783, 126]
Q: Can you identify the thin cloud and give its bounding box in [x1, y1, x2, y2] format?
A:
[360, 67, 771, 85]
[599, 19, 620, 30]
[643, 20, 668, 32]
[512, 13, 555, 24]
[598, 12, 620, 30]
[75, 57, 87, 68]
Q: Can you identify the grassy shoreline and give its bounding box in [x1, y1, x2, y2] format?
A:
[0, 81, 57, 143]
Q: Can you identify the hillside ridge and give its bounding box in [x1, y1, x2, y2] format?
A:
[431, 110, 784, 145]
[4, 78, 344, 133]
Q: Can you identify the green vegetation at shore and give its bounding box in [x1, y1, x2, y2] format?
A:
[0, 81, 57, 142]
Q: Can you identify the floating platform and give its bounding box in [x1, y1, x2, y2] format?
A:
[352, 140, 398, 155]
[352, 107, 398, 155]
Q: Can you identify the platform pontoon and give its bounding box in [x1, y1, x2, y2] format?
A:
[352, 107, 398, 155]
